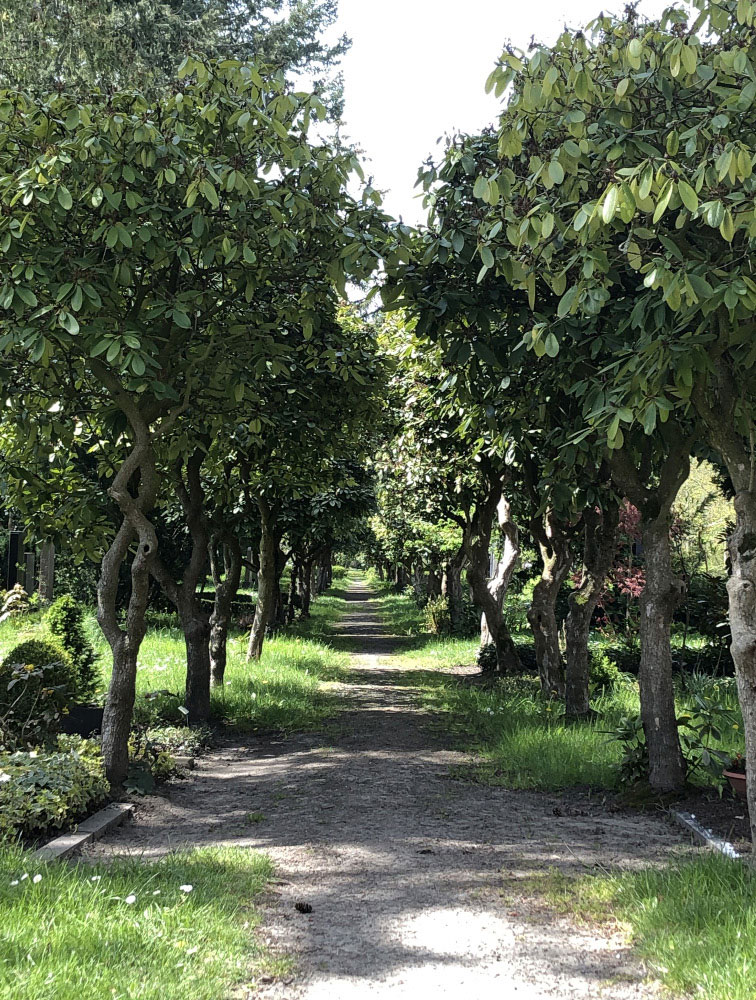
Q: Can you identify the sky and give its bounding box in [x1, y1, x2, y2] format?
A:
[329, 0, 675, 224]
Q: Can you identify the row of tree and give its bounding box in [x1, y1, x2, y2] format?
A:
[368, 0, 756, 845]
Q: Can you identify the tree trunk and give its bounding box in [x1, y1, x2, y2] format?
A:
[301, 557, 314, 617]
[610, 436, 690, 793]
[209, 537, 242, 687]
[247, 502, 278, 661]
[527, 513, 573, 697]
[98, 420, 160, 788]
[565, 500, 619, 718]
[464, 482, 521, 673]
[287, 557, 301, 623]
[638, 514, 687, 792]
[442, 550, 466, 635]
[150, 449, 212, 725]
[180, 601, 211, 721]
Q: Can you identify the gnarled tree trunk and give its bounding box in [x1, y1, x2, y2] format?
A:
[442, 547, 466, 636]
[527, 512, 572, 696]
[247, 500, 278, 661]
[464, 477, 521, 673]
[565, 500, 619, 718]
[209, 536, 242, 687]
[98, 405, 161, 788]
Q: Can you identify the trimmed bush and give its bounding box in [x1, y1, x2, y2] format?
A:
[590, 652, 623, 691]
[0, 735, 108, 838]
[0, 640, 76, 747]
[46, 595, 99, 700]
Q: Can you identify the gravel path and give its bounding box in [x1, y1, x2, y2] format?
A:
[88, 577, 688, 998]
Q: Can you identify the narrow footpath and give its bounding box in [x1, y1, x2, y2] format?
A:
[89, 576, 687, 999]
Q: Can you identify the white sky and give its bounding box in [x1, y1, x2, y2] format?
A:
[330, 0, 676, 224]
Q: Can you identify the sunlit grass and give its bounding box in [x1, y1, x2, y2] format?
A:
[0, 843, 279, 1000]
[533, 853, 756, 1000]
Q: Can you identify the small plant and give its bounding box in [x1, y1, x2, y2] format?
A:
[422, 595, 452, 635]
[605, 714, 649, 786]
[245, 811, 265, 824]
[0, 735, 107, 838]
[589, 652, 623, 691]
[0, 584, 31, 622]
[46, 595, 99, 700]
[0, 639, 77, 747]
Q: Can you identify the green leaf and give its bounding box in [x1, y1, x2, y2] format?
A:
[557, 285, 579, 318]
[473, 175, 488, 200]
[544, 332, 559, 357]
[480, 246, 494, 269]
[57, 186, 73, 211]
[677, 181, 698, 213]
[602, 185, 619, 223]
[172, 309, 191, 329]
[549, 160, 565, 184]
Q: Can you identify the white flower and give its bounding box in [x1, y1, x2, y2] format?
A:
[179, 884, 193, 893]
[20, 874, 28, 881]
[152, 890, 161, 896]
[0, 772, 10, 783]
[91, 875, 101, 882]
[9, 880, 18, 886]
[125, 894, 137, 905]
[32, 874, 42, 884]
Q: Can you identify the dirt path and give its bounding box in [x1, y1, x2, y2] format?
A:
[88, 577, 689, 998]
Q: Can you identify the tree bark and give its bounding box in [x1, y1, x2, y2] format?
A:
[610, 436, 690, 793]
[247, 501, 278, 661]
[527, 512, 573, 696]
[209, 536, 242, 687]
[150, 449, 212, 725]
[463, 476, 521, 673]
[565, 500, 619, 718]
[98, 413, 160, 788]
[442, 548, 466, 635]
[694, 364, 756, 845]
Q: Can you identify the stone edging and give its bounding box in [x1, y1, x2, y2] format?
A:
[670, 808, 742, 859]
[33, 802, 135, 861]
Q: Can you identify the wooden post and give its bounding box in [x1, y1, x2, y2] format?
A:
[38, 541, 55, 602]
[244, 547, 254, 586]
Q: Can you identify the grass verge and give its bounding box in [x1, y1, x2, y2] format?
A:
[529, 853, 756, 1000]
[0, 843, 282, 1000]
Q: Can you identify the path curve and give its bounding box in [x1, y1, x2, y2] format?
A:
[88, 577, 688, 999]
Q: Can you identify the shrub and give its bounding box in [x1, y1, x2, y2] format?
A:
[0, 640, 76, 747]
[590, 652, 623, 691]
[46, 595, 99, 700]
[0, 585, 32, 622]
[423, 595, 452, 635]
[0, 735, 108, 838]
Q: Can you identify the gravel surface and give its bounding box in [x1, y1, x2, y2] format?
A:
[87, 578, 690, 998]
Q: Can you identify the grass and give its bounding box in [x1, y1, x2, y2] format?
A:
[359, 582, 744, 793]
[0, 583, 351, 737]
[0, 843, 282, 1000]
[529, 853, 756, 1000]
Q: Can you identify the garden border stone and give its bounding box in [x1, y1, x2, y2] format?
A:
[32, 802, 134, 861]
[670, 808, 741, 859]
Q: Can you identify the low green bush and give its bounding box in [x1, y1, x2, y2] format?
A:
[589, 652, 624, 691]
[46, 596, 99, 700]
[0, 639, 77, 747]
[0, 735, 108, 838]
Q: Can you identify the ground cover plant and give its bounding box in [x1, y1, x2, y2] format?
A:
[0, 843, 277, 1000]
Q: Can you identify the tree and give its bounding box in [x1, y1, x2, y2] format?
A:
[0, 0, 349, 109]
[0, 58, 386, 785]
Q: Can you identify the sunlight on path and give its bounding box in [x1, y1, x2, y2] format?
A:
[88, 574, 685, 999]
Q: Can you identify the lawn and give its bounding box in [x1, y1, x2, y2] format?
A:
[0, 843, 280, 1000]
[534, 853, 756, 1000]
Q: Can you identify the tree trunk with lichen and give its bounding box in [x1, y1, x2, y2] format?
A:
[209, 536, 242, 687]
[527, 512, 572, 697]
